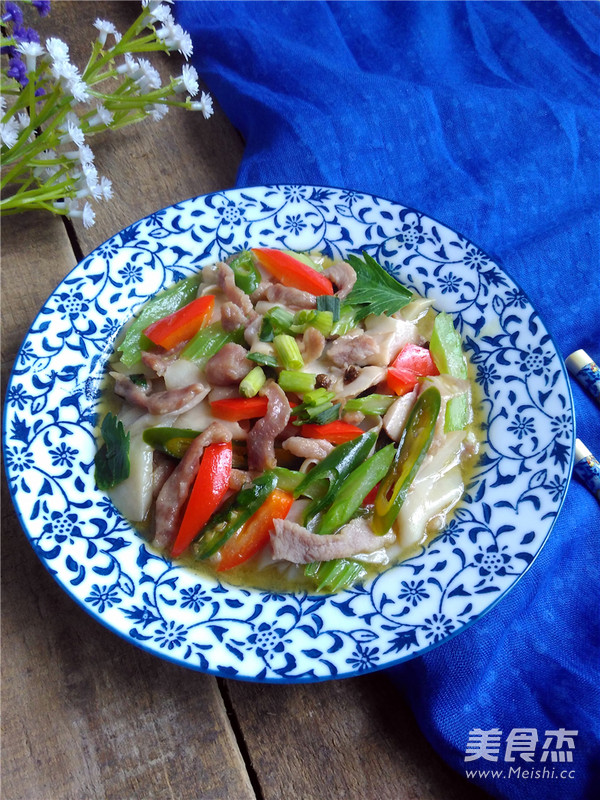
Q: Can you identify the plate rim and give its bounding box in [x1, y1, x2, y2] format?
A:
[2, 183, 576, 682]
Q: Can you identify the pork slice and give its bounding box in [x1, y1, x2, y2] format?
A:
[324, 260, 356, 299]
[250, 280, 272, 303]
[301, 327, 326, 363]
[247, 381, 291, 471]
[229, 468, 251, 491]
[204, 342, 253, 386]
[327, 333, 380, 368]
[153, 422, 232, 549]
[244, 314, 264, 347]
[271, 517, 395, 564]
[221, 301, 248, 332]
[282, 436, 334, 461]
[265, 283, 317, 309]
[217, 262, 256, 319]
[112, 373, 208, 415]
[142, 345, 183, 377]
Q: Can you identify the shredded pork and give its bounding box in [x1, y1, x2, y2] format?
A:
[271, 517, 395, 563]
[247, 381, 291, 471]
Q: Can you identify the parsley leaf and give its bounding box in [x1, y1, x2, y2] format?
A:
[95, 413, 130, 490]
[345, 252, 413, 321]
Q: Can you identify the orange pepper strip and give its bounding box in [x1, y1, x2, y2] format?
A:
[252, 248, 334, 296]
[171, 441, 232, 558]
[210, 397, 269, 422]
[216, 489, 294, 572]
[301, 420, 364, 445]
[143, 295, 215, 350]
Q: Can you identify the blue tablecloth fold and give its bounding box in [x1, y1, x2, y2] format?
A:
[176, 2, 600, 797]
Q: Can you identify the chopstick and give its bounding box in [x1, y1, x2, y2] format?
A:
[573, 439, 600, 503]
[565, 349, 600, 407]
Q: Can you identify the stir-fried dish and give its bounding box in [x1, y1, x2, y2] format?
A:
[95, 248, 479, 592]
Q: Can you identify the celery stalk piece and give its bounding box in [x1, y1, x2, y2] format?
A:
[429, 312, 470, 431]
[118, 274, 202, 367]
[181, 322, 243, 363]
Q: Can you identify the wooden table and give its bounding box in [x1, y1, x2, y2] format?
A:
[1, 5, 490, 799]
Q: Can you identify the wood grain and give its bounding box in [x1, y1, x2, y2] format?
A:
[2, 3, 490, 799]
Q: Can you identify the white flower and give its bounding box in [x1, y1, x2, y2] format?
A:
[191, 91, 214, 120]
[93, 18, 118, 47]
[56, 198, 96, 228]
[82, 201, 96, 228]
[88, 103, 114, 127]
[77, 144, 95, 166]
[45, 37, 70, 63]
[16, 41, 45, 73]
[134, 58, 161, 93]
[33, 149, 59, 179]
[0, 118, 20, 148]
[99, 176, 113, 201]
[148, 103, 169, 121]
[147, 4, 173, 25]
[60, 118, 85, 147]
[156, 21, 193, 59]
[116, 53, 139, 77]
[0, 96, 7, 114]
[174, 64, 199, 97]
[51, 58, 90, 102]
[70, 78, 91, 103]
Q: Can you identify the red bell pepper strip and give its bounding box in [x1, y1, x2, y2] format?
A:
[301, 420, 364, 444]
[210, 396, 269, 421]
[171, 442, 232, 557]
[216, 489, 294, 572]
[252, 248, 334, 296]
[387, 343, 439, 395]
[143, 295, 215, 350]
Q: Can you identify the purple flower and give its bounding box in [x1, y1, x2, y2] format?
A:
[12, 24, 40, 44]
[7, 55, 27, 85]
[33, 0, 51, 16]
[3, 2, 23, 24]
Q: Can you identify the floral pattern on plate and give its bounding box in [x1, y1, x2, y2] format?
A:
[3, 185, 574, 682]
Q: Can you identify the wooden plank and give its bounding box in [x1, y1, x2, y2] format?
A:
[225, 677, 490, 800]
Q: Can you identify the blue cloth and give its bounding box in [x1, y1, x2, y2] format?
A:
[176, 2, 600, 797]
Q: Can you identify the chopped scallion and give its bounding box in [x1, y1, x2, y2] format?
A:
[303, 388, 335, 407]
[344, 393, 395, 415]
[240, 366, 267, 398]
[273, 334, 304, 370]
[278, 369, 315, 394]
[316, 295, 341, 322]
[247, 351, 278, 368]
[290, 309, 333, 336]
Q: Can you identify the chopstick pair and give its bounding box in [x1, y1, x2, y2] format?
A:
[566, 349, 600, 503]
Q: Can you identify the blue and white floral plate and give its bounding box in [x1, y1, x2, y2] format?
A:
[3, 185, 574, 682]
